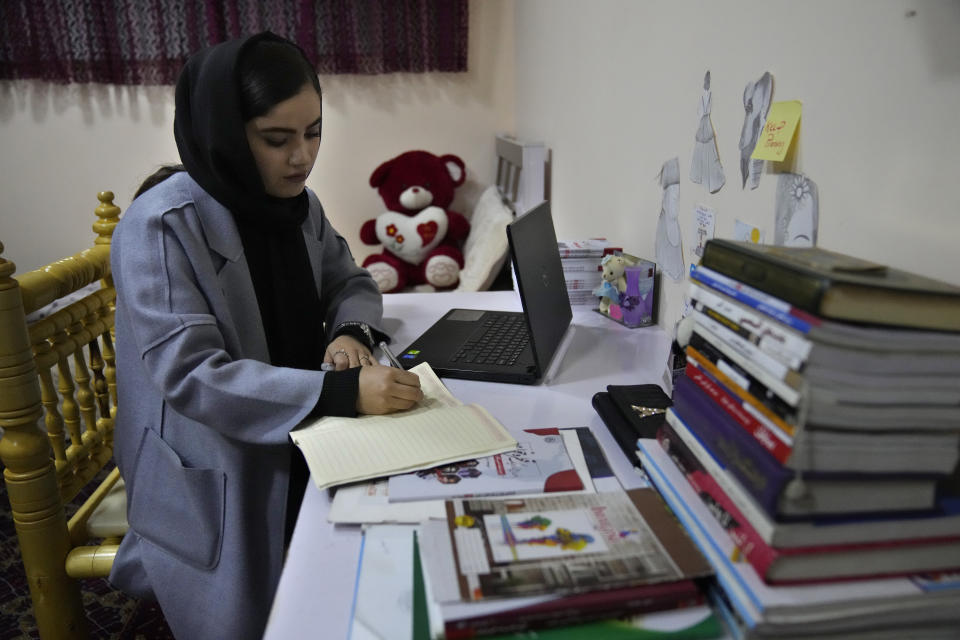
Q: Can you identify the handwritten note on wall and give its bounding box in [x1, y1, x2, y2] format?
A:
[751, 100, 802, 162]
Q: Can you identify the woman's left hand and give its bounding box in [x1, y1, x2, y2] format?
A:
[324, 335, 375, 371]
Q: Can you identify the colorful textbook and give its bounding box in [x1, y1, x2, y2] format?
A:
[417, 489, 712, 637]
[423, 489, 711, 603]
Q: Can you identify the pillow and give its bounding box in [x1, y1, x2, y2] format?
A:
[456, 185, 514, 291]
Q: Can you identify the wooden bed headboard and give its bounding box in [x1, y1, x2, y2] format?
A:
[494, 134, 549, 216]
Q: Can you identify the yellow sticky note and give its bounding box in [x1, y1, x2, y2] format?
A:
[751, 100, 802, 162]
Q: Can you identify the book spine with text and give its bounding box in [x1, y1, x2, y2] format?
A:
[656, 423, 779, 578]
[560, 259, 603, 272]
[688, 332, 799, 419]
[684, 360, 793, 465]
[663, 408, 782, 536]
[671, 376, 793, 515]
[690, 264, 820, 334]
[691, 308, 805, 399]
[685, 346, 798, 438]
[687, 281, 813, 370]
[656, 425, 960, 584]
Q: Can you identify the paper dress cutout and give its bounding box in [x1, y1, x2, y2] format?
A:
[739, 71, 774, 190]
[689, 71, 725, 194]
[655, 157, 685, 281]
[774, 173, 819, 247]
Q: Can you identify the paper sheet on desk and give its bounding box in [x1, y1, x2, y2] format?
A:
[291, 362, 517, 491]
[350, 524, 417, 640]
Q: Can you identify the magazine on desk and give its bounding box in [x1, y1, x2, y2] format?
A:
[423, 489, 711, 605]
[387, 428, 583, 502]
[327, 428, 606, 525]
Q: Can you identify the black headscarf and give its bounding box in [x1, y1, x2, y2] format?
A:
[173, 32, 324, 371]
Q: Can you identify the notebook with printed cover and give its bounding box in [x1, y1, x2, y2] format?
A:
[396, 201, 572, 384]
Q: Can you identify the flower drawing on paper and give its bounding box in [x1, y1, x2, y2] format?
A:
[774, 173, 819, 247]
[790, 174, 811, 203]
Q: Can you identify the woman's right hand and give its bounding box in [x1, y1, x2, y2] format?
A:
[356, 364, 423, 415]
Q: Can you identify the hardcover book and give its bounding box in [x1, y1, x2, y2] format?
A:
[688, 336, 960, 432]
[687, 336, 797, 422]
[435, 580, 703, 639]
[699, 239, 960, 331]
[669, 378, 941, 518]
[655, 419, 960, 548]
[684, 358, 960, 474]
[695, 314, 960, 425]
[637, 438, 960, 638]
[656, 423, 960, 584]
[687, 278, 960, 376]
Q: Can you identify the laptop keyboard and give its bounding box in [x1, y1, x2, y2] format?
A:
[452, 313, 530, 366]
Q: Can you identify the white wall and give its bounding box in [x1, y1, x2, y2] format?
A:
[513, 0, 960, 334]
[0, 0, 514, 274]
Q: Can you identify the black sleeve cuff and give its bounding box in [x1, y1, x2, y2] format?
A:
[312, 367, 361, 418]
[332, 324, 388, 349]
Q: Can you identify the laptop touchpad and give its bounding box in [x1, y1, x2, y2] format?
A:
[448, 309, 486, 322]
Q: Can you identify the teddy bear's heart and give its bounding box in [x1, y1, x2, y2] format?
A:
[375, 206, 449, 265]
[417, 221, 439, 245]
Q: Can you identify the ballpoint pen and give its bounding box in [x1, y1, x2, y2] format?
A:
[379, 341, 403, 369]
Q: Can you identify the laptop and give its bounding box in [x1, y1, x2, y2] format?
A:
[396, 200, 572, 384]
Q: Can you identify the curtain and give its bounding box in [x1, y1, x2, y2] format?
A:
[0, 0, 468, 85]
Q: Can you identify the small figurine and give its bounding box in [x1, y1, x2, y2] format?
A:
[593, 254, 635, 315]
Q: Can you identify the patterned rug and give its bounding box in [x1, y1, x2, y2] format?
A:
[0, 465, 173, 640]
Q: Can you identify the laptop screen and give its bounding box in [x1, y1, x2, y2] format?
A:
[507, 201, 573, 375]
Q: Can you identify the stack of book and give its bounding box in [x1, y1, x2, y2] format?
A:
[557, 238, 617, 306]
[639, 239, 960, 637]
[343, 427, 723, 639]
[416, 487, 715, 638]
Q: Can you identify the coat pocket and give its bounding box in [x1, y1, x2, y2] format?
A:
[128, 428, 225, 571]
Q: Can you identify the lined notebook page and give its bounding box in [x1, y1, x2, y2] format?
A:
[291, 363, 518, 490]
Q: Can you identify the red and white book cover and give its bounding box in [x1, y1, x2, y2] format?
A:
[656, 427, 960, 584]
[387, 428, 583, 502]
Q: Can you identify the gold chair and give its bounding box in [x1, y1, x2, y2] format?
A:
[0, 191, 123, 639]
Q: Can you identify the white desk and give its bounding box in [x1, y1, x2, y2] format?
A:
[263, 291, 672, 640]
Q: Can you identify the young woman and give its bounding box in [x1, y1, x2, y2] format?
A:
[108, 32, 422, 639]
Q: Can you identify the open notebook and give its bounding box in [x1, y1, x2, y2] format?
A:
[290, 362, 517, 490]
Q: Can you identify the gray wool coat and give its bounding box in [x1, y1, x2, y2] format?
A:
[108, 172, 384, 639]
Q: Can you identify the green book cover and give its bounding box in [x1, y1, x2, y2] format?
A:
[699, 239, 960, 330]
[412, 531, 431, 640]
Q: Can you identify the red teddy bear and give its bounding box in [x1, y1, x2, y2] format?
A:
[361, 150, 470, 292]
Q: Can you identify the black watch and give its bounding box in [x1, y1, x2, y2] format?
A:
[334, 321, 375, 349]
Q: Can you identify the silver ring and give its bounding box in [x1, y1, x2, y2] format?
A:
[359, 355, 372, 363]
[333, 349, 349, 358]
